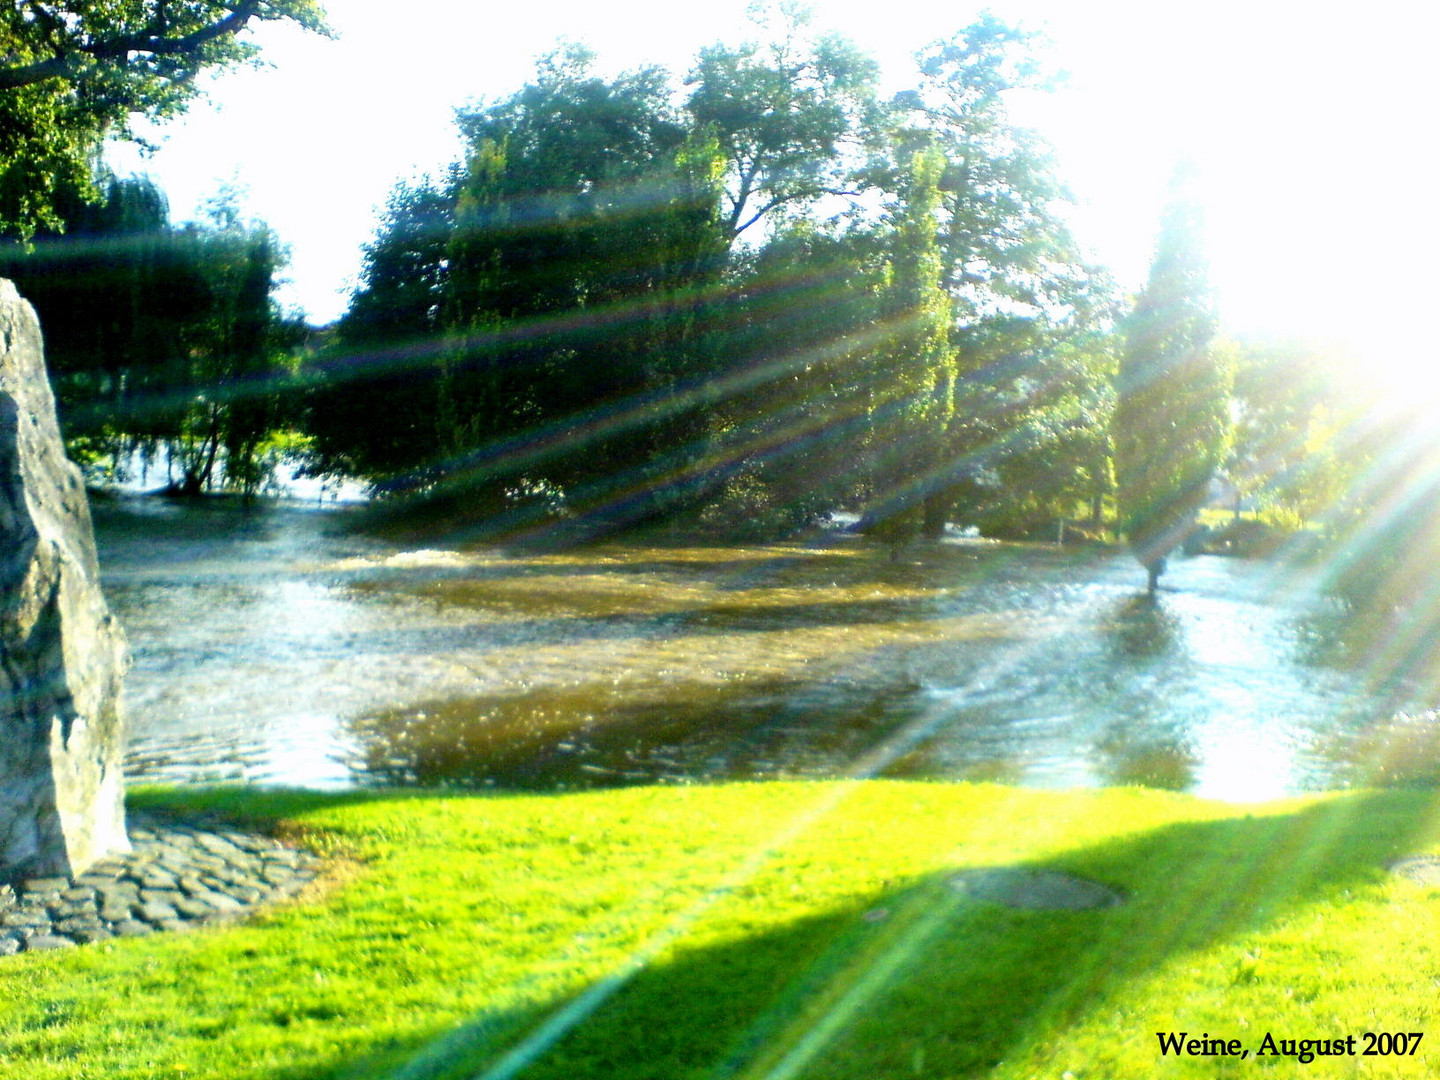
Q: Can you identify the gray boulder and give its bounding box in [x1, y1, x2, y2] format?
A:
[0, 278, 129, 881]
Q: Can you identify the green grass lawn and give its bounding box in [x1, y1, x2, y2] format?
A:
[4, 781, 1440, 1079]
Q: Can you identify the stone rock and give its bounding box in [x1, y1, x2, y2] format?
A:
[1, 908, 49, 928]
[0, 279, 129, 882]
[138, 901, 179, 923]
[193, 890, 244, 912]
[19, 876, 68, 894]
[139, 888, 184, 906]
[1, 813, 324, 961]
[23, 934, 75, 951]
[173, 896, 214, 918]
[54, 915, 102, 935]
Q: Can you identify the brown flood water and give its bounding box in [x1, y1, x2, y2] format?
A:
[94, 499, 1438, 802]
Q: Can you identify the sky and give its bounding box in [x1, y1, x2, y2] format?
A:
[106, 1, 1440, 390]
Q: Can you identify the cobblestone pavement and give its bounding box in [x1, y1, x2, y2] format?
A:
[0, 813, 322, 955]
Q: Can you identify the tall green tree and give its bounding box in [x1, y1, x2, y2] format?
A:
[309, 13, 1111, 543]
[176, 203, 291, 496]
[861, 147, 955, 548]
[1, 1, 328, 239]
[1112, 169, 1232, 590]
[443, 47, 728, 524]
[956, 319, 1119, 539]
[897, 15, 1073, 310]
[686, 4, 880, 243]
[302, 175, 458, 484]
[690, 218, 888, 536]
[882, 16, 1109, 535]
[339, 177, 456, 349]
[316, 46, 729, 531]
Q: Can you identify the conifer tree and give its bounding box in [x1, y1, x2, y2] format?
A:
[1113, 168, 1232, 591]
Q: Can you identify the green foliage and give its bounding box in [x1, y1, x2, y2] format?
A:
[339, 178, 455, 349]
[301, 176, 457, 484]
[0, 173, 196, 431]
[962, 322, 1119, 537]
[179, 211, 292, 495]
[861, 147, 955, 545]
[319, 45, 731, 527]
[312, 12, 1106, 542]
[1226, 336, 1368, 524]
[897, 15, 1077, 313]
[1112, 171, 1232, 586]
[0, 1, 329, 239]
[0, 174, 298, 494]
[1321, 404, 1440, 684]
[687, 4, 881, 239]
[692, 219, 890, 533]
[877, 16, 1113, 537]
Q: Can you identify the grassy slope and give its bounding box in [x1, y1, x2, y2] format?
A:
[3, 781, 1440, 1079]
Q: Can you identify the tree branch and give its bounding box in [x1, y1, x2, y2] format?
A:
[0, 2, 265, 91]
[732, 184, 863, 238]
[87, 2, 263, 62]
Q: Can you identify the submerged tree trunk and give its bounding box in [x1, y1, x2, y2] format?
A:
[1146, 556, 1166, 594]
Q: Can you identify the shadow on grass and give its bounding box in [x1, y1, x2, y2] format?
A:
[457, 792, 1437, 1080]
[174, 785, 1440, 1080]
[124, 784, 437, 828]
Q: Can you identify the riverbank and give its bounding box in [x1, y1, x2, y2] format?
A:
[4, 781, 1438, 1079]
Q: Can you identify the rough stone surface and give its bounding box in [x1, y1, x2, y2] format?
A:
[0, 278, 129, 881]
[950, 867, 1125, 910]
[0, 812, 321, 953]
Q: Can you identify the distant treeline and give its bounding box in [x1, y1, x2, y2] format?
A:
[0, 13, 1373, 546]
[0, 174, 307, 496]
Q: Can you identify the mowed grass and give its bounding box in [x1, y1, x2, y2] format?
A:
[5, 781, 1440, 1079]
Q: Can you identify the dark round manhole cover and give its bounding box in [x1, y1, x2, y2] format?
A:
[1388, 856, 1440, 886]
[949, 868, 1125, 910]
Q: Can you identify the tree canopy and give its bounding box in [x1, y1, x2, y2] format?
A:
[686, 7, 880, 241]
[0, 173, 303, 495]
[0, 1, 328, 238]
[299, 11, 1110, 542]
[6, 7, 1170, 549]
[0, 1, 1407, 604]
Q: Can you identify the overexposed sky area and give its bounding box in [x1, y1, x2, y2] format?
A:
[107, 0, 1440, 389]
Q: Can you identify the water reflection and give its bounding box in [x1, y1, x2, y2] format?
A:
[93, 499, 1439, 801]
[1107, 594, 1182, 659]
[346, 682, 921, 789]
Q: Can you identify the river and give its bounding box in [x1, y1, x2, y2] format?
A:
[92, 497, 1438, 803]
